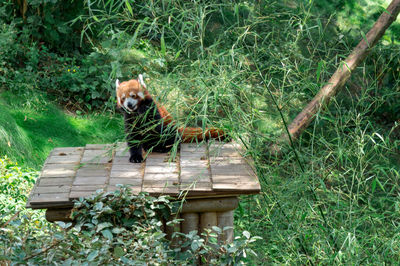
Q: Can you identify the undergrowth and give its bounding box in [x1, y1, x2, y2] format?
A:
[0, 158, 259, 264]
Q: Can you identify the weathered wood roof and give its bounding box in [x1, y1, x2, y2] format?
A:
[27, 141, 261, 209]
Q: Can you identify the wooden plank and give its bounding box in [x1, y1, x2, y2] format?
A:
[143, 153, 179, 194]
[212, 175, 258, 183]
[180, 160, 208, 167]
[71, 185, 106, 191]
[145, 157, 177, 164]
[75, 164, 110, 177]
[109, 178, 142, 186]
[85, 144, 113, 150]
[111, 163, 142, 171]
[180, 142, 211, 193]
[76, 169, 109, 178]
[144, 173, 178, 181]
[180, 182, 212, 191]
[36, 185, 71, 194]
[70, 191, 97, 199]
[50, 147, 84, 156]
[144, 187, 179, 195]
[47, 155, 82, 164]
[73, 176, 108, 185]
[81, 149, 113, 164]
[27, 146, 83, 209]
[41, 164, 77, 178]
[110, 171, 142, 178]
[115, 142, 129, 157]
[30, 193, 70, 204]
[39, 177, 74, 186]
[211, 165, 254, 175]
[181, 143, 207, 153]
[145, 165, 177, 173]
[208, 157, 247, 164]
[107, 186, 141, 194]
[180, 173, 210, 182]
[143, 179, 179, 187]
[208, 142, 243, 158]
[113, 156, 133, 165]
[213, 182, 260, 191]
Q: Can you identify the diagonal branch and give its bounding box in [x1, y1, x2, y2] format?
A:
[271, 0, 400, 154]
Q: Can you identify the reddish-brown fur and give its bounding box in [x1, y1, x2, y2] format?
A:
[117, 77, 226, 143]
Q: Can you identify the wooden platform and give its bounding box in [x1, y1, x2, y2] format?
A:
[27, 141, 260, 209]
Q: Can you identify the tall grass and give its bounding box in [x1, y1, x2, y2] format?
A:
[71, 0, 400, 263]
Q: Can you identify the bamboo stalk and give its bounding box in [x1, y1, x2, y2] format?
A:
[271, 0, 400, 154]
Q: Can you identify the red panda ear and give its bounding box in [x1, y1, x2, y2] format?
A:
[115, 79, 122, 108]
[138, 74, 146, 88]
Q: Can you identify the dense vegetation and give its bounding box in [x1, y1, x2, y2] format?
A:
[1, 0, 399, 264]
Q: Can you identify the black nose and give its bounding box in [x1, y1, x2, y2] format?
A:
[127, 103, 134, 109]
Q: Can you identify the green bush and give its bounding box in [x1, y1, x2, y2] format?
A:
[0, 158, 260, 264]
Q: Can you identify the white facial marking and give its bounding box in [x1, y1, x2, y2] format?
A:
[122, 93, 126, 98]
[124, 98, 138, 111]
[115, 79, 120, 89]
[117, 96, 121, 106]
[129, 92, 135, 97]
[138, 92, 144, 99]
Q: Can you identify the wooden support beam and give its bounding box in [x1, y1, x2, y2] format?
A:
[46, 208, 72, 222]
[180, 197, 238, 213]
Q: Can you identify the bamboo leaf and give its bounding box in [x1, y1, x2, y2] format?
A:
[161, 30, 166, 57]
[125, 0, 133, 17]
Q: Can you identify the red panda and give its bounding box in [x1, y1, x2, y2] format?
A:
[116, 75, 226, 163]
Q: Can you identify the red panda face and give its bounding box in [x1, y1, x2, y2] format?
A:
[116, 75, 149, 112]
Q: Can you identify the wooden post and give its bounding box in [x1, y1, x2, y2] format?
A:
[217, 210, 234, 243]
[271, 0, 400, 154]
[200, 212, 218, 234]
[181, 212, 199, 234]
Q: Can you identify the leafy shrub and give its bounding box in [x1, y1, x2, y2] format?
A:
[0, 158, 261, 264]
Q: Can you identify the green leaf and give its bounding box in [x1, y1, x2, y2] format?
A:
[376, 178, 385, 192]
[316, 60, 324, 82]
[125, 0, 133, 17]
[87, 250, 99, 261]
[243, 230, 250, 239]
[371, 178, 377, 193]
[113, 246, 125, 258]
[161, 31, 166, 57]
[96, 222, 113, 232]
[361, 31, 369, 47]
[102, 229, 113, 240]
[174, 50, 181, 60]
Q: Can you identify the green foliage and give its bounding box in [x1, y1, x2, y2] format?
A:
[0, 160, 260, 265]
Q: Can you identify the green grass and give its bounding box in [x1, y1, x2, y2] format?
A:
[0, 91, 123, 169]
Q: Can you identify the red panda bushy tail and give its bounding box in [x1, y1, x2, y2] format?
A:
[178, 127, 226, 143]
[156, 103, 227, 143]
